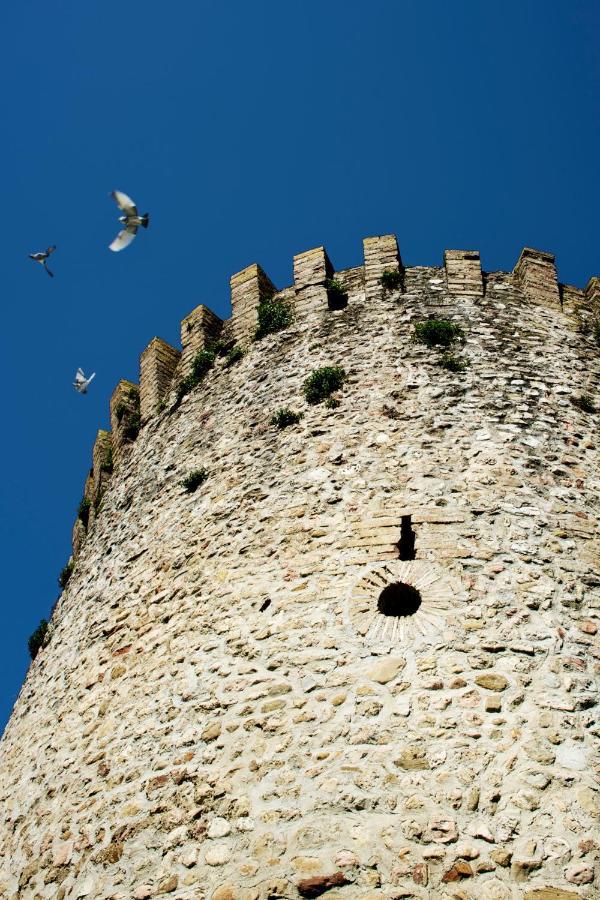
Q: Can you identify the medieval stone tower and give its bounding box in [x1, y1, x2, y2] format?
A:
[0, 237, 598, 900]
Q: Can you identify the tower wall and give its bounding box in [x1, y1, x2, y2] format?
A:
[0, 238, 599, 900]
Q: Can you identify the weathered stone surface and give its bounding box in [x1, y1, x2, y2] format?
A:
[1, 236, 599, 899]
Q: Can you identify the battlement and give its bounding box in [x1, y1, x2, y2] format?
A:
[68, 234, 598, 559]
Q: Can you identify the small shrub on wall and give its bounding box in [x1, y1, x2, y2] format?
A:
[380, 269, 403, 293]
[28, 620, 49, 660]
[78, 497, 91, 527]
[303, 366, 347, 405]
[270, 408, 303, 429]
[439, 353, 469, 372]
[254, 300, 293, 340]
[58, 561, 73, 589]
[325, 278, 348, 310]
[225, 346, 245, 367]
[414, 319, 464, 347]
[182, 468, 208, 493]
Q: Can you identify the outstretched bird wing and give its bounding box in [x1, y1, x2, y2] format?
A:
[75, 368, 86, 383]
[44, 262, 54, 277]
[111, 190, 138, 216]
[45, 245, 57, 256]
[109, 224, 138, 252]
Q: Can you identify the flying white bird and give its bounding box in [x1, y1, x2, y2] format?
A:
[73, 368, 96, 394]
[29, 245, 56, 277]
[109, 190, 149, 252]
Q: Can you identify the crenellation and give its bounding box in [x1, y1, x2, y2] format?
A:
[3, 234, 599, 899]
[179, 304, 223, 376]
[560, 283, 586, 317]
[109, 379, 140, 470]
[363, 233, 403, 300]
[585, 275, 600, 316]
[444, 249, 484, 297]
[293, 245, 334, 318]
[513, 246, 561, 308]
[71, 517, 86, 557]
[230, 263, 276, 345]
[140, 336, 181, 421]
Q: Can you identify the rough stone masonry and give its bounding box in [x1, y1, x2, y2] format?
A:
[0, 236, 598, 899]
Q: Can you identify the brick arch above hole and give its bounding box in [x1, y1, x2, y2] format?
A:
[347, 560, 463, 650]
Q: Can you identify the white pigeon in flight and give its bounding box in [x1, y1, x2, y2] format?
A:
[29, 245, 56, 277]
[109, 190, 150, 252]
[73, 368, 96, 394]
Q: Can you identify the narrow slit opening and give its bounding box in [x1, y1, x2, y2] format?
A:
[397, 515, 416, 560]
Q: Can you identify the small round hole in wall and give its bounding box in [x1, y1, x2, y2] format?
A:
[377, 582, 421, 617]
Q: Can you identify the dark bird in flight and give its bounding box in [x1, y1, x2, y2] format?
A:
[73, 368, 96, 394]
[29, 245, 56, 277]
[109, 190, 149, 252]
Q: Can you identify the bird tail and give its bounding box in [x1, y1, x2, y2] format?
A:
[141, 213, 150, 229]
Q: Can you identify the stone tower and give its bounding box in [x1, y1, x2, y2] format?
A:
[0, 237, 598, 900]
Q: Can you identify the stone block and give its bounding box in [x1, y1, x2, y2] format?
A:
[363, 234, 403, 300]
[444, 249, 483, 297]
[140, 337, 181, 422]
[293, 246, 334, 318]
[230, 264, 276, 345]
[513, 247, 560, 308]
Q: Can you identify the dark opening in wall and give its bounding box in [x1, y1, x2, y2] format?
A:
[397, 515, 416, 560]
[259, 599, 271, 612]
[378, 582, 422, 617]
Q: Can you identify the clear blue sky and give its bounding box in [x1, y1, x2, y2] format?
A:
[0, 0, 598, 730]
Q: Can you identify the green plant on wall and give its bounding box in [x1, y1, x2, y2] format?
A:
[78, 497, 91, 528]
[303, 366, 347, 405]
[225, 346, 245, 367]
[115, 388, 141, 441]
[182, 468, 209, 493]
[439, 353, 469, 372]
[254, 299, 293, 340]
[28, 620, 49, 660]
[58, 561, 73, 590]
[191, 348, 216, 380]
[380, 269, 403, 293]
[101, 446, 113, 474]
[572, 394, 595, 413]
[175, 349, 217, 404]
[325, 277, 348, 309]
[270, 407, 303, 429]
[414, 319, 464, 348]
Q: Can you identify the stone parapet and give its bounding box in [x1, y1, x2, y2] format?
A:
[444, 249, 483, 297]
[363, 234, 403, 300]
[513, 247, 560, 308]
[230, 264, 276, 345]
[140, 337, 181, 422]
